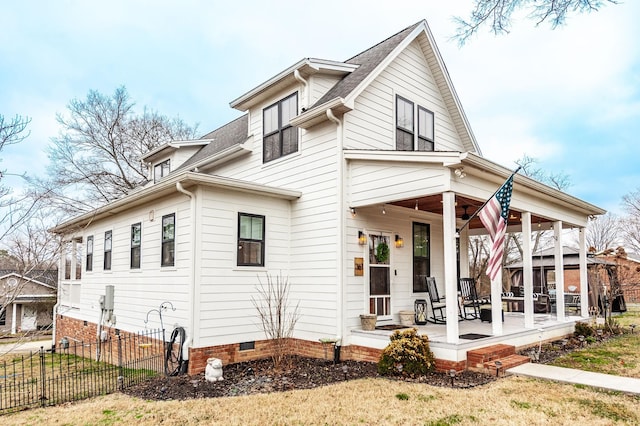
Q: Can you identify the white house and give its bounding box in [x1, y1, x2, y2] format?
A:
[51, 20, 604, 373]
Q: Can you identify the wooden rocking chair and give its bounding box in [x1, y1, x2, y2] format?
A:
[425, 277, 446, 324]
[458, 278, 481, 320]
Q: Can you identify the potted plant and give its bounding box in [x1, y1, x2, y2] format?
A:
[360, 313, 377, 331]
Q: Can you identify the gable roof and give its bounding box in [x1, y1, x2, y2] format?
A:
[312, 22, 421, 107]
[290, 19, 481, 154]
[0, 270, 58, 289]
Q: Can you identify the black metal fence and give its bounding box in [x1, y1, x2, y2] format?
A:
[0, 329, 165, 415]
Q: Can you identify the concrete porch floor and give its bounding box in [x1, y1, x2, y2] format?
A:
[350, 312, 583, 365]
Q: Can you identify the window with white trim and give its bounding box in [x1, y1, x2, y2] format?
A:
[104, 231, 112, 271]
[86, 236, 93, 271]
[237, 213, 265, 266]
[396, 95, 434, 151]
[161, 214, 175, 267]
[154, 159, 170, 182]
[263, 93, 298, 163]
[131, 222, 141, 269]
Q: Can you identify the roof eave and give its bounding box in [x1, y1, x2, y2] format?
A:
[50, 171, 301, 235]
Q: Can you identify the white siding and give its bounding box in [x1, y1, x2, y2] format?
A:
[349, 161, 447, 207]
[343, 40, 465, 152]
[308, 74, 342, 105]
[58, 194, 192, 335]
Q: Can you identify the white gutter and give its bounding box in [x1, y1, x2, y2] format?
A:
[326, 108, 344, 343]
[176, 182, 197, 352]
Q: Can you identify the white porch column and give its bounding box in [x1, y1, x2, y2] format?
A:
[459, 227, 470, 278]
[554, 222, 566, 320]
[579, 227, 589, 317]
[442, 191, 459, 344]
[11, 303, 17, 334]
[522, 212, 534, 328]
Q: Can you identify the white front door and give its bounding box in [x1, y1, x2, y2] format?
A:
[21, 305, 37, 331]
[368, 234, 391, 318]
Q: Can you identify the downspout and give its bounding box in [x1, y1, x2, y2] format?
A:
[326, 108, 344, 343]
[176, 181, 196, 360]
[293, 69, 309, 108]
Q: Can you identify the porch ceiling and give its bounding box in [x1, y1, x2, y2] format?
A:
[390, 195, 551, 230]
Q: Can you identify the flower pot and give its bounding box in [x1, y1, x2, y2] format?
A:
[360, 314, 377, 331]
[398, 310, 415, 327]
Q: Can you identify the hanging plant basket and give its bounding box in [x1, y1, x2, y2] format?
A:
[375, 241, 390, 263]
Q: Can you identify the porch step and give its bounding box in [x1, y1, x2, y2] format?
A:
[466, 344, 530, 373]
[483, 354, 531, 375]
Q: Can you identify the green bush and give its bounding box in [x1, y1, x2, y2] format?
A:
[574, 321, 594, 338]
[378, 328, 435, 377]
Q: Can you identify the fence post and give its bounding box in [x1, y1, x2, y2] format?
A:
[39, 347, 46, 407]
[117, 333, 124, 391]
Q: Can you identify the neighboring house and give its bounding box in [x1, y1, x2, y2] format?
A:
[506, 247, 615, 312]
[0, 271, 58, 334]
[597, 249, 640, 304]
[51, 20, 604, 373]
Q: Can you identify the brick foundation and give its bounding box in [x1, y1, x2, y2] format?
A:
[55, 316, 466, 375]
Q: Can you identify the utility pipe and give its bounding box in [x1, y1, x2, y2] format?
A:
[294, 69, 309, 108]
[176, 181, 197, 360]
[326, 108, 344, 344]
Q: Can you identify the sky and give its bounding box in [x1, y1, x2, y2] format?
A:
[1, 0, 639, 215]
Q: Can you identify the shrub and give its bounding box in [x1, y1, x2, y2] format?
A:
[378, 328, 435, 377]
[574, 321, 594, 338]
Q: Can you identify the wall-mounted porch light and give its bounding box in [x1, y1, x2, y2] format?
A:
[454, 167, 466, 179]
[350, 207, 356, 217]
[395, 235, 404, 248]
[358, 231, 367, 246]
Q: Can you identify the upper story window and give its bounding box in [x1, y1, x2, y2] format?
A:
[86, 236, 94, 271]
[104, 231, 112, 271]
[131, 222, 141, 269]
[154, 159, 170, 183]
[396, 95, 434, 151]
[161, 214, 175, 267]
[237, 213, 265, 266]
[263, 93, 298, 163]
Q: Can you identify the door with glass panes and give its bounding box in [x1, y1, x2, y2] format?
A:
[369, 234, 391, 317]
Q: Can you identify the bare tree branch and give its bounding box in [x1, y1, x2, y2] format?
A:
[453, 0, 618, 45]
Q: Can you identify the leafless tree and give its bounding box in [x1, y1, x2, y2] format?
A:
[251, 273, 300, 371]
[0, 114, 31, 150]
[583, 212, 620, 252]
[45, 86, 198, 215]
[1, 212, 59, 344]
[620, 189, 640, 254]
[453, 0, 619, 45]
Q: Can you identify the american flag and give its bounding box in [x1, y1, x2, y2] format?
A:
[479, 174, 515, 280]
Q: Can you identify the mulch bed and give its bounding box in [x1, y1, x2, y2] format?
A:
[123, 334, 610, 401]
[123, 356, 496, 401]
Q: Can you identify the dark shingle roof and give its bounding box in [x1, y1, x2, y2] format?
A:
[177, 114, 248, 171]
[312, 21, 421, 107]
[179, 21, 421, 171]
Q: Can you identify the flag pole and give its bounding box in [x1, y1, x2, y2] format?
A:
[457, 166, 522, 234]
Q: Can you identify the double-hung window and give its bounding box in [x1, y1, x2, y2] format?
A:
[263, 93, 298, 163]
[154, 159, 170, 183]
[131, 222, 141, 269]
[237, 213, 265, 266]
[86, 236, 94, 271]
[104, 231, 112, 271]
[396, 95, 434, 151]
[161, 214, 175, 267]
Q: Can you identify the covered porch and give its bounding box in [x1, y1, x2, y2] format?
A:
[350, 311, 583, 367]
[344, 151, 605, 362]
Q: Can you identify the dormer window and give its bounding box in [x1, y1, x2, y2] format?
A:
[396, 95, 434, 151]
[154, 159, 170, 182]
[263, 93, 298, 163]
